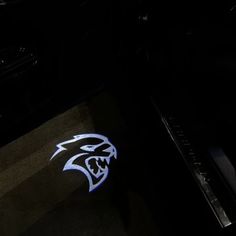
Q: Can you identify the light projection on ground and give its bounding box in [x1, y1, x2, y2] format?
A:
[50, 134, 117, 192]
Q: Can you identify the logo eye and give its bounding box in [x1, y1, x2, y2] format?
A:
[80, 144, 96, 152]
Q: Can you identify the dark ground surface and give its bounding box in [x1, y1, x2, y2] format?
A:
[0, 90, 230, 236]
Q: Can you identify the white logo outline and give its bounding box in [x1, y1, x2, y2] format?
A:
[50, 133, 117, 192]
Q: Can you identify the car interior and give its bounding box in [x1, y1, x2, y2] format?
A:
[1, 0, 236, 235]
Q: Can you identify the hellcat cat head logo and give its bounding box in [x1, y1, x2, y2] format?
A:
[50, 134, 117, 192]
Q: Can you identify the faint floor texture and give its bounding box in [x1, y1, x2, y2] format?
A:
[0, 92, 160, 236]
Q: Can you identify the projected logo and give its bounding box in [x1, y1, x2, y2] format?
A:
[50, 134, 117, 192]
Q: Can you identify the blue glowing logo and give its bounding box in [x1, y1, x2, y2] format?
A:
[50, 134, 117, 192]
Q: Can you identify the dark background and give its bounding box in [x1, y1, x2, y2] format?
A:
[1, 0, 236, 235]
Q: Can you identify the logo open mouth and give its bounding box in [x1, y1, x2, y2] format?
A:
[85, 156, 111, 178]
